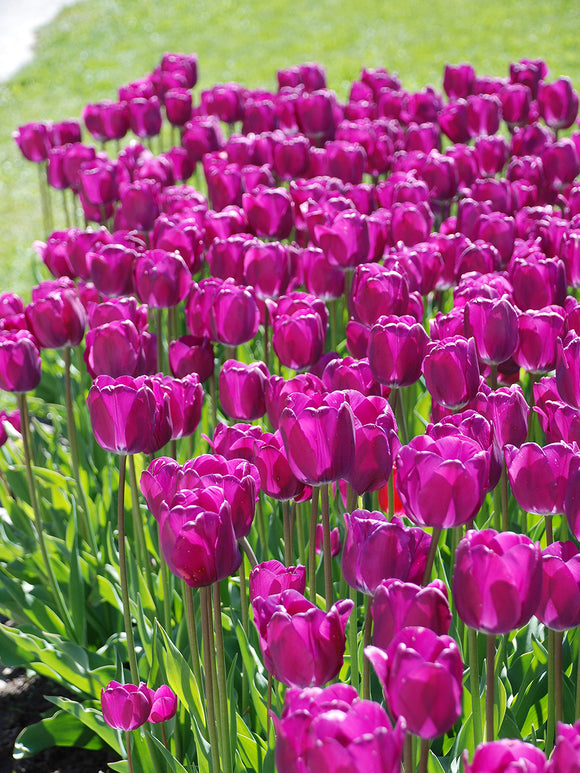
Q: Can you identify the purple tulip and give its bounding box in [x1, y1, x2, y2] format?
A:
[538, 77, 579, 131]
[84, 320, 156, 379]
[467, 94, 501, 136]
[13, 121, 53, 162]
[439, 100, 471, 144]
[209, 281, 260, 346]
[279, 391, 356, 485]
[87, 243, 138, 298]
[547, 720, 580, 773]
[371, 579, 451, 651]
[504, 441, 576, 516]
[510, 254, 567, 311]
[422, 336, 480, 410]
[473, 385, 529, 448]
[367, 314, 430, 388]
[452, 529, 542, 634]
[536, 541, 580, 630]
[218, 359, 269, 421]
[396, 433, 489, 528]
[249, 560, 306, 603]
[147, 685, 178, 723]
[25, 288, 86, 350]
[243, 240, 292, 299]
[556, 333, 580, 408]
[390, 201, 433, 246]
[300, 246, 345, 300]
[342, 510, 431, 594]
[314, 210, 370, 270]
[242, 187, 294, 240]
[443, 63, 475, 99]
[463, 296, 519, 366]
[133, 249, 191, 308]
[501, 83, 532, 128]
[274, 683, 405, 773]
[464, 740, 547, 773]
[168, 335, 215, 382]
[156, 374, 203, 440]
[365, 626, 463, 739]
[0, 331, 42, 393]
[272, 308, 326, 372]
[210, 421, 263, 462]
[129, 96, 163, 138]
[101, 681, 152, 731]
[206, 163, 243, 211]
[350, 264, 409, 327]
[513, 306, 566, 373]
[87, 374, 172, 455]
[265, 372, 325, 429]
[254, 430, 306, 501]
[252, 589, 353, 687]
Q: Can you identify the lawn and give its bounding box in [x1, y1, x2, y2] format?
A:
[1, 0, 580, 295]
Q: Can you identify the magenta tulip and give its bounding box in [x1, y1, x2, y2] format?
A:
[548, 720, 580, 773]
[25, 288, 86, 350]
[272, 309, 326, 371]
[101, 681, 152, 731]
[210, 281, 260, 346]
[535, 541, 580, 630]
[218, 359, 269, 421]
[453, 529, 542, 634]
[504, 441, 575, 516]
[423, 336, 480, 409]
[133, 249, 191, 308]
[254, 430, 306, 501]
[0, 331, 42, 393]
[464, 296, 519, 365]
[248, 560, 306, 603]
[243, 187, 294, 240]
[368, 314, 430, 387]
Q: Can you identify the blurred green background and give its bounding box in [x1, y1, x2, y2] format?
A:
[2, 0, 580, 295]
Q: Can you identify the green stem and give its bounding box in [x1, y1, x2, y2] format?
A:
[422, 528, 442, 585]
[362, 597, 373, 700]
[282, 500, 292, 566]
[387, 474, 395, 520]
[183, 582, 204, 698]
[200, 586, 221, 773]
[555, 630, 563, 725]
[309, 487, 319, 603]
[403, 733, 413, 773]
[545, 515, 554, 545]
[240, 536, 258, 568]
[209, 371, 218, 434]
[320, 484, 334, 609]
[349, 585, 359, 693]
[467, 627, 483, 748]
[128, 455, 155, 599]
[546, 627, 555, 756]
[485, 633, 496, 742]
[576, 629, 580, 718]
[418, 738, 430, 773]
[256, 497, 267, 558]
[117, 454, 139, 682]
[125, 730, 135, 773]
[18, 394, 74, 637]
[501, 464, 509, 532]
[213, 582, 233, 773]
[159, 522, 172, 634]
[156, 308, 163, 373]
[61, 188, 71, 228]
[296, 502, 306, 567]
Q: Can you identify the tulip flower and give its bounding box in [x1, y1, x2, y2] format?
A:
[473, 385, 529, 449]
[272, 309, 326, 371]
[248, 560, 306, 603]
[556, 333, 580, 409]
[453, 529, 542, 635]
[368, 314, 430, 387]
[0, 331, 42, 393]
[147, 684, 178, 724]
[254, 430, 306, 501]
[101, 681, 153, 731]
[242, 187, 294, 240]
[133, 249, 191, 308]
[366, 626, 463, 739]
[168, 335, 215, 382]
[538, 77, 579, 132]
[274, 683, 405, 773]
[422, 336, 481, 410]
[371, 579, 452, 651]
[535, 541, 580, 630]
[504, 441, 576, 516]
[252, 589, 353, 687]
[464, 740, 547, 773]
[25, 288, 86, 350]
[547, 720, 580, 773]
[342, 510, 431, 594]
[218, 359, 269, 421]
[87, 374, 172, 455]
[209, 281, 260, 346]
[84, 320, 156, 379]
[464, 296, 519, 365]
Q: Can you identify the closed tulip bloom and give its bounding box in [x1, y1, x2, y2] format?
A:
[140, 456, 182, 521]
[157, 374, 203, 440]
[365, 627, 463, 739]
[274, 683, 405, 773]
[556, 333, 580, 408]
[443, 63, 475, 99]
[321, 355, 382, 396]
[368, 314, 430, 387]
[538, 77, 579, 131]
[279, 391, 356, 485]
[314, 210, 370, 270]
[342, 510, 431, 594]
[147, 685, 177, 723]
[535, 541, 580, 630]
[501, 83, 532, 128]
[210, 421, 263, 462]
[254, 430, 306, 501]
[465, 740, 547, 773]
[473, 385, 529, 448]
[467, 94, 501, 137]
[83, 100, 130, 142]
[169, 335, 215, 382]
[513, 306, 566, 373]
[438, 100, 471, 144]
[265, 372, 325, 430]
[272, 309, 326, 371]
[101, 681, 152, 731]
[87, 374, 172, 455]
[510, 254, 567, 311]
[243, 187, 294, 240]
[25, 288, 86, 349]
[129, 96, 163, 138]
[350, 264, 409, 327]
[210, 281, 260, 346]
[134, 249, 191, 308]
[390, 201, 433, 246]
[372, 579, 451, 651]
[248, 560, 306, 603]
[453, 529, 542, 634]
[243, 240, 291, 299]
[464, 296, 519, 365]
[164, 88, 192, 127]
[252, 589, 353, 687]
[0, 331, 42, 393]
[219, 359, 269, 421]
[159, 492, 241, 586]
[548, 720, 580, 773]
[118, 178, 161, 232]
[87, 243, 138, 297]
[504, 441, 575, 516]
[84, 320, 156, 379]
[423, 336, 480, 410]
[301, 246, 345, 300]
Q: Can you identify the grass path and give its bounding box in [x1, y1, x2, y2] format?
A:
[1, 0, 579, 294]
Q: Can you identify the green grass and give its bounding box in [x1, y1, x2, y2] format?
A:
[1, 0, 580, 295]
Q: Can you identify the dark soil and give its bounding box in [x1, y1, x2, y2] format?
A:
[0, 667, 116, 773]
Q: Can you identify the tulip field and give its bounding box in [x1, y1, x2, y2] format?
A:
[4, 40, 580, 773]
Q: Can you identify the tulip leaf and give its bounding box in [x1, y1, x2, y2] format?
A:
[235, 712, 267, 771]
[13, 709, 103, 758]
[46, 696, 123, 755]
[67, 500, 88, 646]
[427, 751, 448, 773]
[234, 623, 268, 732]
[149, 734, 190, 773]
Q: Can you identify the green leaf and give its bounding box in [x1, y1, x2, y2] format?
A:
[47, 696, 123, 756]
[235, 712, 267, 771]
[14, 709, 103, 758]
[68, 500, 87, 646]
[149, 734, 190, 773]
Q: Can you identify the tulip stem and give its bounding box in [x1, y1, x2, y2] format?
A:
[485, 633, 496, 742]
[546, 627, 556, 756]
[467, 626, 483, 748]
[403, 734, 413, 773]
[209, 371, 218, 435]
[63, 346, 96, 554]
[128, 455, 155, 600]
[309, 487, 319, 603]
[320, 484, 334, 609]
[183, 583, 204, 699]
[240, 536, 258, 568]
[38, 162, 53, 236]
[576, 628, 580, 717]
[387, 474, 395, 520]
[349, 585, 359, 693]
[263, 303, 270, 371]
[125, 730, 135, 773]
[422, 528, 441, 585]
[418, 738, 430, 773]
[200, 586, 221, 773]
[238, 558, 250, 716]
[296, 502, 306, 567]
[159, 522, 173, 634]
[117, 454, 139, 682]
[156, 308, 164, 373]
[17, 394, 75, 639]
[282, 500, 293, 566]
[362, 598, 373, 700]
[501, 464, 509, 531]
[213, 581, 233, 773]
[545, 514, 554, 545]
[555, 630, 563, 725]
